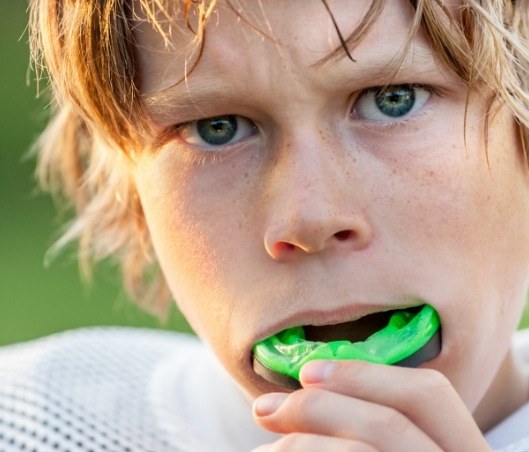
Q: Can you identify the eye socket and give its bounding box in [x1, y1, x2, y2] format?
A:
[178, 115, 256, 147]
[354, 85, 431, 122]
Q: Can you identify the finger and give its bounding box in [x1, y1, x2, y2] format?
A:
[252, 433, 378, 452]
[299, 360, 489, 451]
[253, 389, 442, 452]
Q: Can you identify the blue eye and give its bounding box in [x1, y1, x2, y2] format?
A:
[178, 115, 256, 147]
[355, 85, 431, 121]
[197, 116, 237, 145]
[375, 86, 415, 117]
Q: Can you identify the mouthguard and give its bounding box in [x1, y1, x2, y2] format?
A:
[252, 304, 441, 389]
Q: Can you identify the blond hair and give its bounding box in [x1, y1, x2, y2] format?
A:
[29, 0, 529, 317]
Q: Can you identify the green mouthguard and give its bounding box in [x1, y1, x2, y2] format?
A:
[253, 304, 440, 384]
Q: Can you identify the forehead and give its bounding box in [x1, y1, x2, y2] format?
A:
[132, 0, 454, 100]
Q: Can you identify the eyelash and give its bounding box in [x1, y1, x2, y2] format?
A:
[183, 150, 226, 166]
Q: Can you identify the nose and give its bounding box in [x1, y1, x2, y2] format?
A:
[263, 138, 373, 261]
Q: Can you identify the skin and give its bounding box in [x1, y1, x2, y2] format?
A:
[132, 0, 529, 449]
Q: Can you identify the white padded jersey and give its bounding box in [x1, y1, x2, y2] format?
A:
[1, 327, 529, 451]
[0, 327, 278, 451]
[485, 328, 529, 452]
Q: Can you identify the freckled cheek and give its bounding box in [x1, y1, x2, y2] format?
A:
[381, 163, 528, 406]
[142, 201, 224, 329]
[377, 132, 512, 253]
[138, 169, 263, 337]
[386, 127, 529, 318]
[373, 139, 529, 334]
[412, 174, 516, 267]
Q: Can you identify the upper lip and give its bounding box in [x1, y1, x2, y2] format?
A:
[252, 302, 424, 345]
[255, 300, 424, 342]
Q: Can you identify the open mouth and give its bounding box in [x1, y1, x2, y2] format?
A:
[303, 308, 409, 343]
[252, 304, 441, 389]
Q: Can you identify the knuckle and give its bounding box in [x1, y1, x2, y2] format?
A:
[419, 368, 452, 393]
[377, 406, 410, 436]
[284, 388, 327, 431]
[288, 387, 325, 413]
[340, 358, 369, 377]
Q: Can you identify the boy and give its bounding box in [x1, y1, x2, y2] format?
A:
[2, 0, 529, 450]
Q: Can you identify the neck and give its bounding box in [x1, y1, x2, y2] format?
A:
[473, 347, 529, 432]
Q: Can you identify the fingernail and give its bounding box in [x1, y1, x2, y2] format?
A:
[300, 360, 337, 384]
[253, 393, 288, 417]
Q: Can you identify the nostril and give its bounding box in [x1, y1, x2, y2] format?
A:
[275, 241, 296, 252]
[334, 230, 353, 241]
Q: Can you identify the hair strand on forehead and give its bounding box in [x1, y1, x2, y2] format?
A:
[313, 0, 386, 67]
[320, 0, 356, 62]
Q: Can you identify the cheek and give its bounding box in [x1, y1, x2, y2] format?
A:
[382, 110, 529, 279]
[393, 115, 529, 407]
[133, 146, 264, 346]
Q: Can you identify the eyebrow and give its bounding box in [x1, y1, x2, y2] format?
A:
[142, 47, 441, 123]
[142, 75, 238, 123]
[315, 43, 437, 75]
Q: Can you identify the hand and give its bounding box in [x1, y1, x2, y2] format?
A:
[252, 360, 491, 451]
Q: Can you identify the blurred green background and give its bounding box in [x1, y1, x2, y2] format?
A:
[0, 2, 191, 346]
[1, 3, 528, 347]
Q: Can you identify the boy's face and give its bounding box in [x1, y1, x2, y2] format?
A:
[133, 0, 529, 408]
